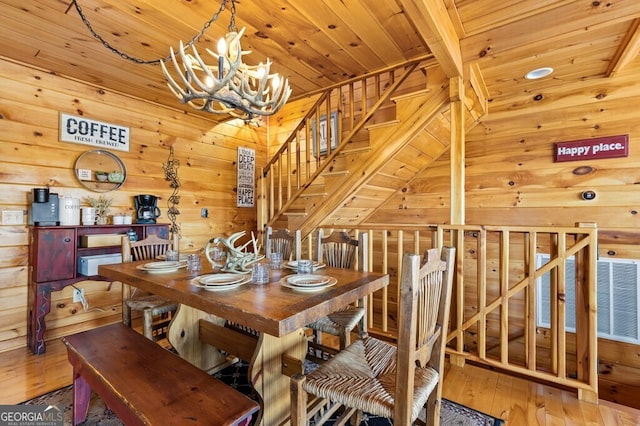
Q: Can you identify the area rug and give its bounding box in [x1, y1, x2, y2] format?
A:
[21, 362, 503, 425]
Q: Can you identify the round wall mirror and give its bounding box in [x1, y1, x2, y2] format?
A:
[75, 149, 127, 192]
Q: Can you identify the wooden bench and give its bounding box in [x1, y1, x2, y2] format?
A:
[62, 323, 260, 426]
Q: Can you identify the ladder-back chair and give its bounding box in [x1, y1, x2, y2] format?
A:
[121, 234, 179, 341]
[265, 227, 301, 262]
[307, 230, 369, 354]
[291, 247, 455, 425]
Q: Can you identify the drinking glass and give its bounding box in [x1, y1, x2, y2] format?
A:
[297, 259, 313, 274]
[268, 252, 283, 269]
[165, 249, 179, 262]
[186, 254, 202, 273]
[210, 246, 226, 267]
[251, 263, 270, 285]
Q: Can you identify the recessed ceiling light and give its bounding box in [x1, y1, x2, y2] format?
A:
[525, 67, 554, 80]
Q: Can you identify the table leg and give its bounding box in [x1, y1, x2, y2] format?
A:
[167, 305, 227, 370]
[250, 329, 307, 426]
[170, 305, 307, 425]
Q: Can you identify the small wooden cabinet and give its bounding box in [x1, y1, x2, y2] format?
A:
[28, 223, 169, 354]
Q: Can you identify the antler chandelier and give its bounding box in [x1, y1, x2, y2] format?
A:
[72, 0, 291, 119]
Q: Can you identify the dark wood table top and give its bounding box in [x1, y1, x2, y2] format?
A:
[99, 261, 389, 337]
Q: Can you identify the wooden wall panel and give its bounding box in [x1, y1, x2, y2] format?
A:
[366, 59, 640, 231]
[273, 61, 640, 407]
[0, 58, 266, 352]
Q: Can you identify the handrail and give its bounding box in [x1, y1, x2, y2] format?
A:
[263, 90, 329, 173]
[259, 60, 427, 232]
[286, 54, 436, 102]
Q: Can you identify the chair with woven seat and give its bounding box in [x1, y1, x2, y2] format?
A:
[291, 246, 455, 426]
[307, 230, 369, 355]
[121, 233, 179, 341]
[265, 226, 301, 263]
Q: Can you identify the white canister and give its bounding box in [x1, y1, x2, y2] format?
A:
[81, 207, 96, 225]
[59, 197, 80, 226]
[112, 214, 125, 225]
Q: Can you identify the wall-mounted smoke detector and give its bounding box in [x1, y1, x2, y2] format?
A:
[525, 67, 554, 80]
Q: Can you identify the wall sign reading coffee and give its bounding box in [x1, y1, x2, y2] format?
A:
[59, 112, 130, 152]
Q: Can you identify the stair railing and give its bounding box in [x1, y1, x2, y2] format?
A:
[258, 59, 429, 233]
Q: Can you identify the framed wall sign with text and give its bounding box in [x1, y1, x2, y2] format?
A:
[237, 147, 255, 207]
[311, 111, 339, 156]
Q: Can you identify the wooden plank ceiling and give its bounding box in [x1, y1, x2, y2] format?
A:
[1, 0, 640, 122]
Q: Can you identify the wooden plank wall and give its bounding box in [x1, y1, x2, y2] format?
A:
[359, 59, 640, 408]
[0, 58, 265, 352]
[272, 63, 640, 407]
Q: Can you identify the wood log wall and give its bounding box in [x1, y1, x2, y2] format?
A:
[0, 58, 265, 352]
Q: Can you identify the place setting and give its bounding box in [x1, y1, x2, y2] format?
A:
[191, 273, 251, 291]
[283, 259, 326, 273]
[155, 253, 189, 261]
[279, 274, 337, 292]
[136, 261, 186, 274]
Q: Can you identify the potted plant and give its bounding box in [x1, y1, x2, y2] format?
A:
[108, 170, 124, 183]
[85, 195, 113, 224]
[95, 171, 108, 182]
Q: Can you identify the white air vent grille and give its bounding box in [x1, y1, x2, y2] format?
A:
[536, 255, 640, 344]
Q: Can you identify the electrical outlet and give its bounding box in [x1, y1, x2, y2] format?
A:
[2, 210, 24, 225]
[73, 288, 85, 303]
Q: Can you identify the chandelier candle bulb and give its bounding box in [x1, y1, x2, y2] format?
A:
[217, 38, 226, 78]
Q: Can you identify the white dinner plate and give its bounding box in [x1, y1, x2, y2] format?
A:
[219, 268, 252, 275]
[156, 254, 189, 261]
[136, 263, 184, 274]
[280, 276, 337, 292]
[286, 274, 332, 287]
[143, 261, 183, 269]
[198, 274, 246, 286]
[287, 260, 321, 268]
[191, 276, 251, 291]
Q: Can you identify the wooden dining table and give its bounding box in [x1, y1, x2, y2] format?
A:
[99, 260, 389, 426]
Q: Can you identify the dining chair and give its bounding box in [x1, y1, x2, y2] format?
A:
[307, 230, 369, 357]
[265, 227, 301, 262]
[121, 233, 179, 341]
[291, 246, 456, 426]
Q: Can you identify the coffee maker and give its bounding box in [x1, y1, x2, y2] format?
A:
[134, 194, 161, 224]
[28, 188, 59, 226]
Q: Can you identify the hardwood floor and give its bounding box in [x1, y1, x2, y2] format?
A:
[1, 338, 640, 425]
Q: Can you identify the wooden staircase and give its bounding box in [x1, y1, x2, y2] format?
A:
[258, 61, 487, 238]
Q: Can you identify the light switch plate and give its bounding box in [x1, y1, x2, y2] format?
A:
[2, 210, 24, 225]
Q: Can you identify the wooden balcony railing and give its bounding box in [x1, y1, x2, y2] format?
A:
[300, 223, 598, 401]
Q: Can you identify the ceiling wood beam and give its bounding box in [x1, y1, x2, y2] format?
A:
[606, 18, 640, 78]
[397, 0, 463, 78]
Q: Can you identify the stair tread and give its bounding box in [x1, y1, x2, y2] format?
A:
[391, 88, 432, 103]
[339, 146, 372, 155]
[283, 210, 307, 217]
[299, 192, 327, 198]
[365, 119, 400, 130]
[322, 170, 349, 176]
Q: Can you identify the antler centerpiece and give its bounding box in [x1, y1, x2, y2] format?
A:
[205, 231, 263, 273]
